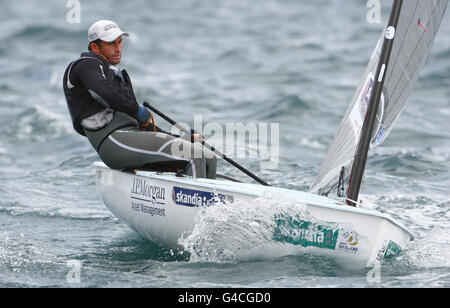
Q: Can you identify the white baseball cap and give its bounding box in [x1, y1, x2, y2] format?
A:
[88, 20, 129, 43]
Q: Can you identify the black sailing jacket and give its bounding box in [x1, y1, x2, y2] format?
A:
[63, 52, 139, 136]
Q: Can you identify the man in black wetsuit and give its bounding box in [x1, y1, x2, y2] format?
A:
[63, 20, 216, 178]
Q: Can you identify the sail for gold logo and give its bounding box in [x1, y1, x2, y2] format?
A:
[338, 231, 359, 254]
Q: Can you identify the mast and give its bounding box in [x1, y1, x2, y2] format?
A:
[346, 0, 403, 206]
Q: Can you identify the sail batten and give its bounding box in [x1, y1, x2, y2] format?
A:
[310, 0, 448, 197]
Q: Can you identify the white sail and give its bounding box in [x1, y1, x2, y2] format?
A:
[310, 0, 448, 196]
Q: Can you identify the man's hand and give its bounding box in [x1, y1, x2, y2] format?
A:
[190, 129, 204, 143]
[192, 132, 204, 143]
[135, 106, 152, 127]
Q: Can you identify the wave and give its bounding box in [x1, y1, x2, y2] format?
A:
[0, 163, 107, 222]
[9, 25, 84, 43]
[409, 226, 450, 268]
[179, 193, 301, 263]
[179, 192, 358, 269]
[1, 105, 73, 143]
[178, 187, 449, 272]
[0, 204, 112, 222]
[237, 94, 309, 121]
[357, 225, 450, 287]
[0, 142, 7, 155]
[369, 151, 446, 179]
[376, 193, 449, 227]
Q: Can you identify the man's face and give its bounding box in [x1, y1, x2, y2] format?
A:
[91, 36, 123, 65]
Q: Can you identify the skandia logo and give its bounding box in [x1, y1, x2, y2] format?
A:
[172, 187, 233, 207]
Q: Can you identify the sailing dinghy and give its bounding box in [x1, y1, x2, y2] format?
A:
[95, 0, 447, 266]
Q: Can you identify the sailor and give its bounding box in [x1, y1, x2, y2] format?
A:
[63, 20, 216, 178]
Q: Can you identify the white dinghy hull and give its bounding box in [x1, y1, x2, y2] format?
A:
[95, 162, 413, 266]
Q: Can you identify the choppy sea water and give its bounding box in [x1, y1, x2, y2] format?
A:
[1, 0, 449, 288]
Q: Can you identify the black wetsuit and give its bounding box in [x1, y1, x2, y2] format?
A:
[63, 52, 216, 178]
